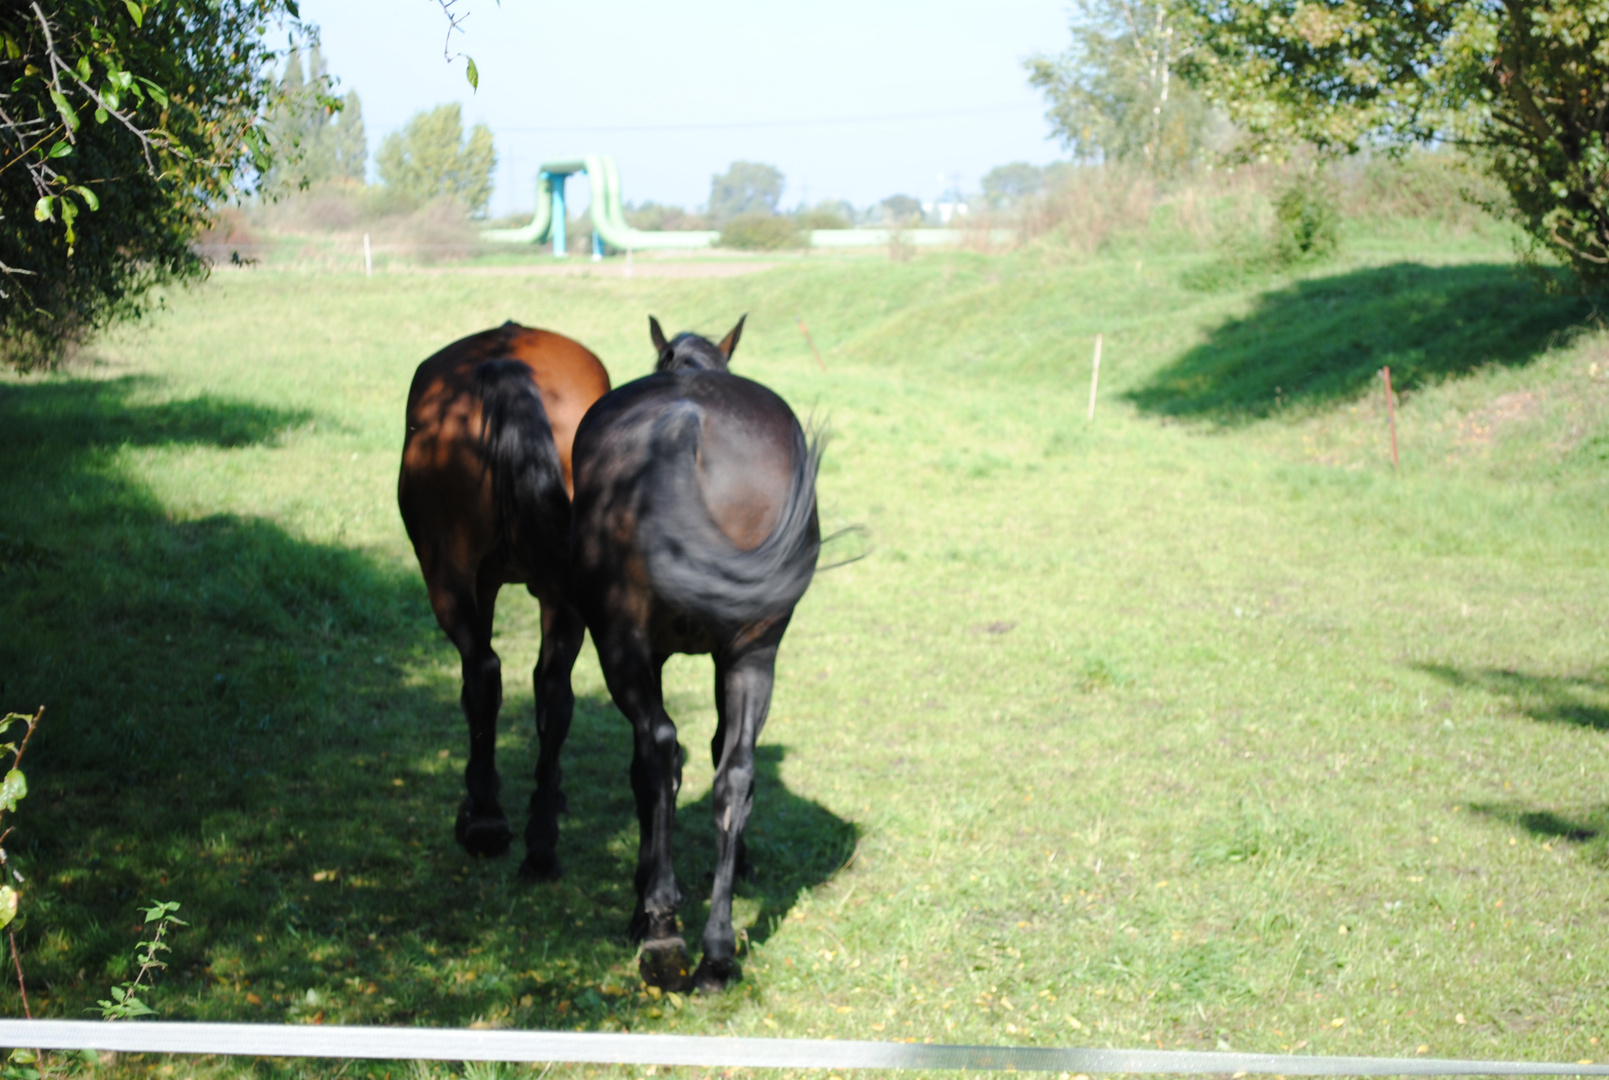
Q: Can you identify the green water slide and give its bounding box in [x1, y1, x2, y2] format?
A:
[481, 154, 719, 252]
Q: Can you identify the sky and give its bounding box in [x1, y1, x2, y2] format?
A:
[297, 0, 1074, 218]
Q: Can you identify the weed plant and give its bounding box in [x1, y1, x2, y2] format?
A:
[0, 207, 1605, 1080]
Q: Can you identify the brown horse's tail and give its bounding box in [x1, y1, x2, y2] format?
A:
[641, 402, 822, 628]
[474, 359, 570, 570]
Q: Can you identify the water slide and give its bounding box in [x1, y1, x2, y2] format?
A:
[481, 154, 719, 253]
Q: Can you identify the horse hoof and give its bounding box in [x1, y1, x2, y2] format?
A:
[692, 956, 739, 994]
[455, 810, 513, 857]
[518, 851, 563, 883]
[639, 936, 693, 991]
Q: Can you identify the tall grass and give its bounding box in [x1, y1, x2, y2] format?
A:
[1003, 151, 1516, 268]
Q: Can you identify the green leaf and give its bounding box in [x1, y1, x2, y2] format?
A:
[76, 55, 92, 81]
[285, 0, 300, 16]
[7, 1052, 35, 1066]
[49, 89, 79, 132]
[0, 885, 20, 930]
[47, 140, 72, 158]
[138, 78, 168, 108]
[95, 107, 108, 125]
[0, 769, 27, 813]
[142, 899, 181, 921]
[465, 56, 479, 91]
[124, 1, 145, 26]
[70, 186, 100, 211]
[32, 197, 53, 223]
[103, 86, 121, 111]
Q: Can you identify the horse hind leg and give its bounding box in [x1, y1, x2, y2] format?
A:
[709, 666, 756, 885]
[434, 574, 513, 857]
[695, 646, 777, 993]
[520, 600, 584, 882]
[598, 637, 690, 990]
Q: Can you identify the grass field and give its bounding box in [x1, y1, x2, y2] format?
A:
[1, 211, 1607, 1079]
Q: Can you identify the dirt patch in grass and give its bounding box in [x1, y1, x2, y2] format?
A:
[409, 260, 782, 279]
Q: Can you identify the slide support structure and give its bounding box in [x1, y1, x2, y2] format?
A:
[549, 172, 567, 258]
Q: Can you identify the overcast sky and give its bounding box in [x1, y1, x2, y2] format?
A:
[297, 1, 1074, 217]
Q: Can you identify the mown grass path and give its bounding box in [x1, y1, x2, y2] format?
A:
[1, 232, 1606, 1077]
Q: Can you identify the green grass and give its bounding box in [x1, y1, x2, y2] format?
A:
[1, 217, 1607, 1080]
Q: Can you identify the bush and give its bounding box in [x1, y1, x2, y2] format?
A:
[1271, 182, 1339, 264]
[794, 208, 851, 231]
[624, 202, 710, 231]
[1, 0, 305, 371]
[718, 213, 803, 251]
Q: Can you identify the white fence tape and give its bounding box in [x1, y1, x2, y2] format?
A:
[0, 1021, 1605, 1076]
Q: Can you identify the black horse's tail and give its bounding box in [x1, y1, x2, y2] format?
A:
[474, 359, 569, 568]
[641, 402, 821, 627]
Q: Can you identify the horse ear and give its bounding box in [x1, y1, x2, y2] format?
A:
[718, 313, 747, 360]
[649, 315, 669, 356]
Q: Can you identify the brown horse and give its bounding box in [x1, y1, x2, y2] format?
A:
[397, 321, 610, 879]
[569, 315, 821, 992]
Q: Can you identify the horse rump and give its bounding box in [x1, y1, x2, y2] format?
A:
[640, 401, 822, 629]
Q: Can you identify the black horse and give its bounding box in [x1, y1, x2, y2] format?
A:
[569, 314, 821, 992]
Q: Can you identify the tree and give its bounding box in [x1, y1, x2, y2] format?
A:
[1177, 0, 1609, 283]
[1027, 0, 1216, 176]
[1, 0, 305, 370]
[376, 104, 495, 215]
[262, 46, 366, 193]
[879, 194, 923, 225]
[707, 161, 784, 222]
[982, 162, 1047, 209]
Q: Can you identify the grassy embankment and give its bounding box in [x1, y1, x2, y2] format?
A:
[1, 202, 1607, 1079]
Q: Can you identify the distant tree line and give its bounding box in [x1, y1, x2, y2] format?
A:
[261, 46, 366, 193]
[264, 49, 496, 219]
[625, 160, 987, 241]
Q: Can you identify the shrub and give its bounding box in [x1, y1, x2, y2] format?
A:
[1271, 181, 1339, 264]
[718, 213, 803, 251]
[795, 207, 851, 231]
[624, 202, 711, 231]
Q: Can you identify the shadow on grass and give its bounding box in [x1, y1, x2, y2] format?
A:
[1418, 664, 1609, 732]
[1468, 803, 1602, 843]
[0, 373, 849, 1036]
[1130, 263, 1594, 422]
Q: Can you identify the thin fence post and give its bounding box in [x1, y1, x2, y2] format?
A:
[1087, 333, 1103, 421]
[363, 233, 372, 278]
[795, 315, 827, 372]
[1381, 365, 1399, 469]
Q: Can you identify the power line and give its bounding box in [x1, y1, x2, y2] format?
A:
[494, 102, 1033, 135]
